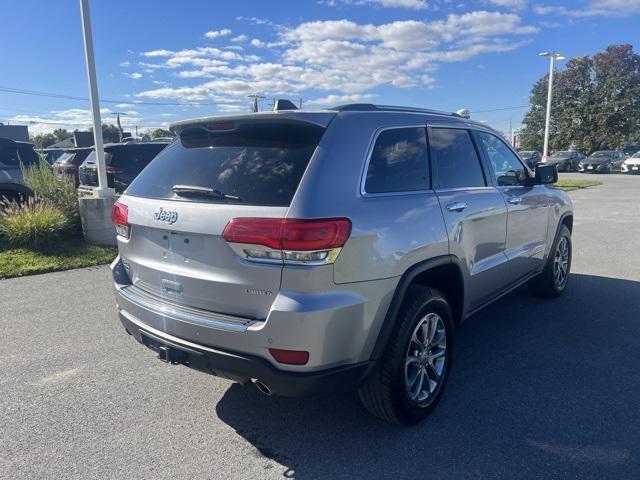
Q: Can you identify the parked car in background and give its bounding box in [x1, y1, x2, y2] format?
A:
[0, 138, 40, 203]
[52, 147, 93, 186]
[579, 150, 626, 173]
[79, 140, 170, 193]
[110, 103, 572, 425]
[622, 151, 640, 174]
[518, 150, 542, 169]
[543, 150, 585, 172]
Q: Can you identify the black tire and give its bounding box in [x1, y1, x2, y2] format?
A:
[358, 286, 454, 425]
[528, 224, 572, 298]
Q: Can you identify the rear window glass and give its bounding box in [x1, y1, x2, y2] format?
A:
[0, 141, 18, 166]
[364, 127, 429, 193]
[110, 144, 166, 172]
[125, 121, 324, 206]
[17, 143, 40, 166]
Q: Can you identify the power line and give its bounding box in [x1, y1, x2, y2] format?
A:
[0, 85, 206, 107]
[470, 105, 529, 114]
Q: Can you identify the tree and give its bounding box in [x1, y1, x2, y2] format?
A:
[31, 133, 57, 148]
[520, 44, 640, 154]
[150, 128, 174, 138]
[52, 128, 73, 142]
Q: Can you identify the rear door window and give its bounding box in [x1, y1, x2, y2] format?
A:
[429, 128, 486, 189]
[364, 127, 429, 193]
[125, 121, 325, 206]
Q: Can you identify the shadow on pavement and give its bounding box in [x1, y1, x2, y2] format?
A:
[215, 273, 640, 479]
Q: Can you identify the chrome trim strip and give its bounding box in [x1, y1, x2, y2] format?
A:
[116, 285, 254, 333]
[120, 309, 241, 355]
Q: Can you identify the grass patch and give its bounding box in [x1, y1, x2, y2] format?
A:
[554, 179, 603, 192]
[0, 236, 116, 279]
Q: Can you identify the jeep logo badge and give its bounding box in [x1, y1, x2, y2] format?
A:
[154, 207, 178, 225]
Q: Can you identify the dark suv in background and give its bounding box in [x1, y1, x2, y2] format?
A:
[79, 141, 169, 193]
[0, 138, 40, 203]
[517, 150, 542, 169]
[544, 150, 585, 172]
[52, 147, 93, 186]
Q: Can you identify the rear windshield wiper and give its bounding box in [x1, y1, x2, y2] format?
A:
[172, 184, 241, 201]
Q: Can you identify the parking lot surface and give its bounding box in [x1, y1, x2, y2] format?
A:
[2, 173, 639, 479]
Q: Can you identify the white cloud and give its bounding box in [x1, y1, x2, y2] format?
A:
[534, 0, 640, 17]
[123, 72, 143, 80]
[325, 0, 429, 9]
[204, 28, 232, 39]
[307, 93, 377, 106]
[115, 103, 134, 108]
[136, 12, 538, 103]
[487, 0, 528, 8]
[8, 108, 143, 135]
[231, 34, 248, 43]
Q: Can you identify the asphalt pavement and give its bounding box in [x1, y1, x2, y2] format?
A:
[1, 173, 639, 479]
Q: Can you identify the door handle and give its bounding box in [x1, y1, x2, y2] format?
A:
[446, 202, 468, 212]
[508, 197, 523, 205]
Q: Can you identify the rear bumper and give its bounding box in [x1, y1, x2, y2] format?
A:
[119, 311, 370, 396]
[111, 256, 390, 395]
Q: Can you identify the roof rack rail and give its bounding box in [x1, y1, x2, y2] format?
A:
[329, 103, 461, 117]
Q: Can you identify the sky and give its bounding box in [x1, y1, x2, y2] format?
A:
[1, 0, 639, 136]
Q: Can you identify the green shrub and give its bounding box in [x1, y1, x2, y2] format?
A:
[21, 161, 79, 231]
[0, 198, 69, 248]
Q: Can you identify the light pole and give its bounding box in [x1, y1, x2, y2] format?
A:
[79, 0, 113, 197]
[539, 51, 565, 159]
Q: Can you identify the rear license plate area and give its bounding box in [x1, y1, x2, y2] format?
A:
[140, 330, 201, 366]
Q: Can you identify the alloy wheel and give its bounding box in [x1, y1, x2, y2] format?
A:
[553, 236, 570, 288]
[404, 313, 447, 405]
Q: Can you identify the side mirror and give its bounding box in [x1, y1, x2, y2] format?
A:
[535, 164, 558, 184]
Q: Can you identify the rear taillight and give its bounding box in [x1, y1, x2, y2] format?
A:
[111, 202, 129, 238]
[223, 217, 351, 265]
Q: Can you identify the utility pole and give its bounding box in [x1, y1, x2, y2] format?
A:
[539, 51, 565, 159]
[79, 0, 112, 197]
[247, 93, 265, 112]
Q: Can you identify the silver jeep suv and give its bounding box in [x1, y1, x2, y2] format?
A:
[111, 103, 573, 425]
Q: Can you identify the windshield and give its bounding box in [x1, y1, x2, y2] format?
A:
[82, 150, 113, 166]
[632, 151, 640, 158]
[591, 151, 614, 158]
[126, 120, 325, 207]
[55, 152, 75, 164]
[519, 151, 535, 157]
[551, 151, 571, 158]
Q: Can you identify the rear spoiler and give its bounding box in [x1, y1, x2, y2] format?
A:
[170, 111, 335, 136]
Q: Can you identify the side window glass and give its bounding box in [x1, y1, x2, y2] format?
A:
[429, 128, 485, 189]
[477, 132, 527, 187]
[364, 127, 429, 193]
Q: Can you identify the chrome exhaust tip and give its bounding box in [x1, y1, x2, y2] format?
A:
[251, 379, 272, 396]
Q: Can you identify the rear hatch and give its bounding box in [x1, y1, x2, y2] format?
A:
[116, 117, 330, 320]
